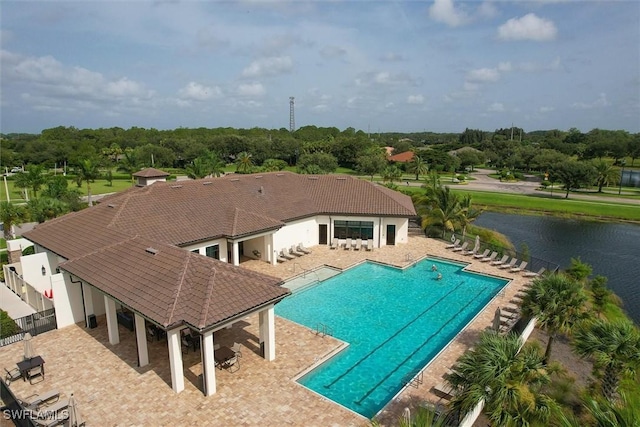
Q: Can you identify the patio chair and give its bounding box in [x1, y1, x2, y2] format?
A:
[499, 258, 518, 269]
[231, 342, 243, 358]
[280, 249, 295, 260]
[363, 239, 373, 251]
[432, 381, 456, 400]
[343, 238, 352, 250]
[27, 398, 70, 427]
[19, 389, 60, 410]
[4, 366, 22, 384]
[510, 261, 528, 273]
[297, 243, 312, 254]
[523, 267, 546, 277]
[445, 239, 460, 249]
[290, 245, 304, 257]
[329, 238, 339, 249]
[354, 238, 362, 251]
[473, 249, 490, 259]
[28, 365, 44, 384]
[452, 242, 468, 252]
[491, 255, 509, 266]
[480, 251, 498, 262]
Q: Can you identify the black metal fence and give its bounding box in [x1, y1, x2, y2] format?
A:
[0, 378, 37, 427]
[0, 309, 56, 348]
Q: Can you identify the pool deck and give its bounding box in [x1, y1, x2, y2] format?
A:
[0, 235, 532, 426]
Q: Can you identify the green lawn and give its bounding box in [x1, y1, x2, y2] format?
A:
[0, 178, 135, 203]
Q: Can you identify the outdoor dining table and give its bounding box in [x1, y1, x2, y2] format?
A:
[214, 346, 236, 369]
[17, 355, 45, 381]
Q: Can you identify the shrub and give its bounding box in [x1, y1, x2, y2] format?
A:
[0, 309, 19, 339]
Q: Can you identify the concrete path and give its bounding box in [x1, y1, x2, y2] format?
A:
[0, 282, 36, 319]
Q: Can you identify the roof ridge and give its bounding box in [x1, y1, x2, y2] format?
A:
[166, 250, 192, 326]
[107, 184, 152, 228]
[61, 233, 138, 264]
[198, 267, 217, 328]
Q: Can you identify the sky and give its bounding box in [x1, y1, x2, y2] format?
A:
[1, 1, 639, 135]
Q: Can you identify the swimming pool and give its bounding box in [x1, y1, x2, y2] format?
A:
[275, 258, 508, 418]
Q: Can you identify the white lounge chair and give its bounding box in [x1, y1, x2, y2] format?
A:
[290, 245, 304, 257]
[297, 243, 312, 254]
[329, 238, 339, 249]
[354, 238, 362, 250]
[491, 255, 509, 266]
[523, 267, 546, 277]
[473, 249, 490, 259]
[481, 251, 498, 262]
[452, 242, 469, 252]
[363, 239, 373, 251]
[499, 258, 518, 269]
[280, 249, 295, 260]
[19, 389, 60, 410]
[510, 261, 528, 273]
[445, 239, 460, 249]
[343, 238, 352, 250]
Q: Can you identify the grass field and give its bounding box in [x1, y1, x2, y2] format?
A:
[0, 178, 135, 202]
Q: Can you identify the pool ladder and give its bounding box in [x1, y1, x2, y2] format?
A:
[315, 323, 333, 337]
[402, 370, 423, 389]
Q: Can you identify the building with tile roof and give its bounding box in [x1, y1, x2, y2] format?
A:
[388, 151, 415, 163]
[4, 170, 416, 396]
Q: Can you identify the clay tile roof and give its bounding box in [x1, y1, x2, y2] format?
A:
[388, 151, 415, 163]
[132, 167, 170, 178]
[60, 237, 288, 330]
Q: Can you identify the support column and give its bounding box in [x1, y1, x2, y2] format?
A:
[232, 241, 240, 266]
[269, 234, 276, 265]
[82, 283, 94, 328]
[104, 296, 120, 345]
[259, 306, 276, 361]
[167, 328, 185, 393]
[135, 314, 149, 367]
[201, 331, 216, 396]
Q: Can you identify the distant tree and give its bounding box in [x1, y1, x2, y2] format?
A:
[564, 257, 592, 283]
[382, 165, 402, 183]
[356, 148, 388, 180]
[457, 194, 482, 238]
[0, 202, 28, 240]
[40, 176, 82, 212]
[13, 165, 47, 199]
[28, 198, 69, 223]
[75, 159, 101, 207]
[296, 152, 338, 174]
[186, 158, 210, 179]
[549, 160, 597, 199]
[593, 160, 620, 192]
[261, 159, 287, 172]
[407, 155, 429, 180]
[235, 151, 254, 174]
[628, 133, 640, 166]
[589, 275, 619, 318]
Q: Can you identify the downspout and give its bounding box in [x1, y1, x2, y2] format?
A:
[70, 274, 87, 328]
[378, 217, 382, 248]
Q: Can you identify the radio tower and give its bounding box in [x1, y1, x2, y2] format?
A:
[289, 96, 295, 132]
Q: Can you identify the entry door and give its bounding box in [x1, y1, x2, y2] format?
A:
[319, 224, 328, 245]
[386, 224, 396, 245]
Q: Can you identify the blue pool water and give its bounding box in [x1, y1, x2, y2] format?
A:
[275, 259, 508, 418]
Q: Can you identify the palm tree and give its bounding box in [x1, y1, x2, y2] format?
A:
[235, 151, 254, 174]
[75, 159, 101, 207]
[0, 201, 28, 240]
[554, 393, 640, 427]
[447, 331, 558, 426]
[520, 273, 589, 363]
[408, 155, 429, 181]
[13, 165, 46, 200]
[589, 275, 618, 318]
[420, 186, 463, 237]
[117, 149, 140, 183]
[382, 165, 402, 183]
[572, 319, 640, 402]
[203, 151, 225, 177]
[458, 194, 482, 238]
[28, 198, 69, 223]
[593, 160, 619, 193]
[186, 158, 209, 179]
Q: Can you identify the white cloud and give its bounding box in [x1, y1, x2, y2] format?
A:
[319, 45, 347, 59]
[407, 94, 425, 104]
[355, 71, 418, 87]
[539, 106, 555, 113]
[178, 81, 222, 101]
[571, 93, 611, 109]
[312, 104, 329, 112]
[429, 0, 469, 27]
[380, 52, 404, 62]
[241, 56, 293, 78]
[498, 13, 557, 41]
[466, 67, 501, 83]
[477, 1, 498, 19]
[488, 102, 505, 112]
[237, 82, 266, 97]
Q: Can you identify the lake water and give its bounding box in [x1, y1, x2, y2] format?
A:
[475, 212, 640, 325]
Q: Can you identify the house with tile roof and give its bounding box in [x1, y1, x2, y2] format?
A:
[3, 170, 416, 396]
[388, 150, 415, 163]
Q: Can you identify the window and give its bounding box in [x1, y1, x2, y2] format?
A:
[205, 245, 220, 260]
[333, 220, 374, 240]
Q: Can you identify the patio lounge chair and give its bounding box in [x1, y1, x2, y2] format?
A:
[297, 243, 312, 254]
[27, 398, 70, 427]
[499, 258, 518, 269]
[473, 249, 490, 259]
[354, 238, 362, 250]
[343, 238, 352, 250]
[510, 261, 528, 273]
[4, 367, 22, 384]
[329, 238, 339, 249]
[432, 381, 456, 400]
[523, 267, 546, 277]
[280, 249, 295, 260]
[19, 390, 60, 410]
[480, 251, 498, 262]
[445, 239, 460, 249]
[452, 242, 468, 252]
[290, 245, 304, 257]
[27, 365, 44, 384]
[491, 255, 509, 266]
[363, 239, 373, 251]
[463, 246, 478, 256]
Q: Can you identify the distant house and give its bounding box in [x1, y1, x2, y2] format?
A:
[388, 151, 415, 163]
[3, 169, 416, 396]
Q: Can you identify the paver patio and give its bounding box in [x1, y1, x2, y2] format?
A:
[0, 235, 533, 426]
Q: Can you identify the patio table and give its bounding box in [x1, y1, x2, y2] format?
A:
[17, 355, 45, 381]
[214, 346, 236, 369]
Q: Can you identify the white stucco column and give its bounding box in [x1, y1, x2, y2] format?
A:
[104, 296, 119, 345]
[82, 283, 94, 328]
[135, 313, 149, 367]
[259, 305, 276, 361]
[232, 241, 240, 266]
[268, 234, 276, 265]
[167, 327, 185, 393]
[201, 331, 216, 396]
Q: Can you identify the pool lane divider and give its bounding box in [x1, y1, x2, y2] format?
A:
[354, 288, 485, 406]
[323, 280, 468, 389]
